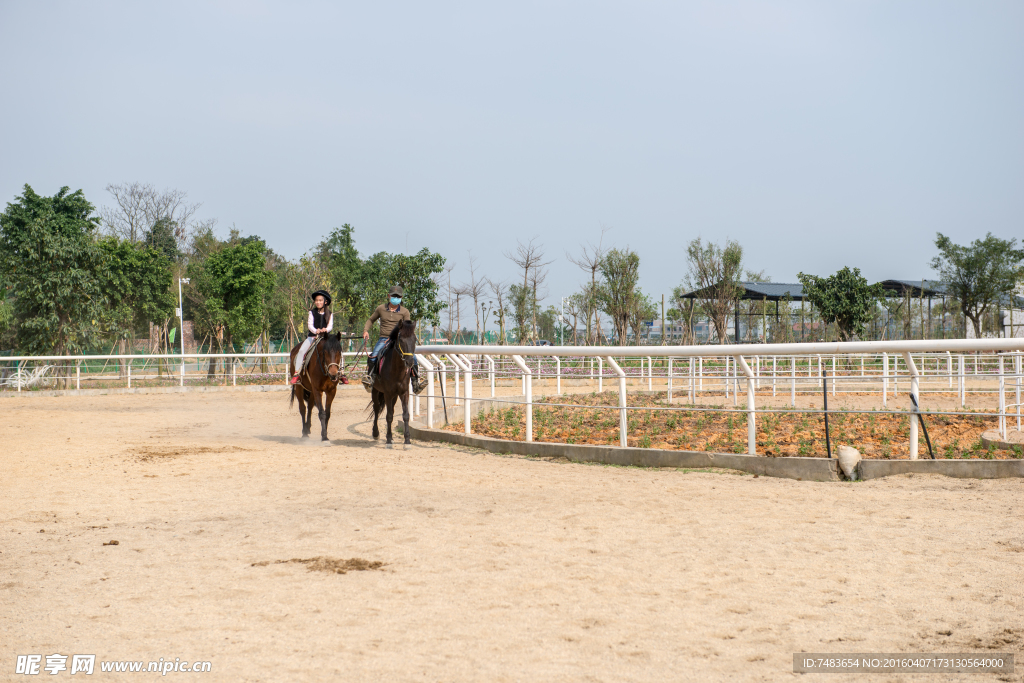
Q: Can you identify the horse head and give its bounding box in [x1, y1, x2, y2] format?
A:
[322, 332, 344, 382]
[394, 320, 417, 370]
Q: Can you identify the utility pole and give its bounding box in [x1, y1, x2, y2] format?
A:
[177, 277, 190, 356]
[661, 294, 666, 345]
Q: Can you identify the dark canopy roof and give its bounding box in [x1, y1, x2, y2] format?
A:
[878, 279, 947, 297]
[679, 282, 806, 302]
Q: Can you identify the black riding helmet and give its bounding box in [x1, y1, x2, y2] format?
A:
[310, 290, 332, 306]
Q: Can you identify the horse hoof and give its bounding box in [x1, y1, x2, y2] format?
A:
[386, 443, 393, 450]
[322, 440, 332, 447]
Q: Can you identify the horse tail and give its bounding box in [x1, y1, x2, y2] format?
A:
[288, 355, 296, 408]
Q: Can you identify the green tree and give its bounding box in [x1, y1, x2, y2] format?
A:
[681, 237, 744, 343]
[0, 185, 102, 357]
[508, 283, 535, 343]
[598, 247, 641, 343]
[931, 233, 1024, 338]
[97, 237, 175, 355]
[203, 238, 277, 346]
[360, 249, 446, 332]
[319, 224, 364, 330]
[797, 267, 884, 341]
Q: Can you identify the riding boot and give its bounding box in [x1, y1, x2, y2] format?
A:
[411, 369, 427, 395]
[362, 361, 377, 392]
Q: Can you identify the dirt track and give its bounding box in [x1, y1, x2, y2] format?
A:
[2, 389, 1022, 682]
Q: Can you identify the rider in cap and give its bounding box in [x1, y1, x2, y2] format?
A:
[362, 285, 425, 393]
[291, 290, 333, 384]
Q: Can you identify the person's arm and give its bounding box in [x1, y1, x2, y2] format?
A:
[363, 307, 380, 337]
[324, 313, 333, 333]
[307, 311, 317, 335]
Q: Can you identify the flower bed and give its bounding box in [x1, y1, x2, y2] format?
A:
[444, 391, 1023, 459]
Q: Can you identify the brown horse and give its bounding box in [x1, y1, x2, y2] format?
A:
[370, 320, 417, 448]
[289, 332, 344, 441]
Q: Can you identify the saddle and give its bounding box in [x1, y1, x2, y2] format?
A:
[300, 335, 323, 374]
[375, 337, 394, 373]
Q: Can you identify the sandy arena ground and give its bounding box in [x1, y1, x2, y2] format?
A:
[2, 388, 1022, 682]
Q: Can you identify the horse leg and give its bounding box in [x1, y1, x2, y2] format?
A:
[371, 390, 381, 440]
[296, 388, 310, 438]
[385, 393, 396, 447]
[303, 389, 313, 437]
[401, 388, 412, 447]
[323, 386, 337, 442]
[310, 388, 329, 442]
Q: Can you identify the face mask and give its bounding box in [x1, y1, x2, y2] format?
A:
[390, 297, 401, 306]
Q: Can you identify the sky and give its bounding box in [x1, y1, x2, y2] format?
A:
[1, 1, 1021, 323]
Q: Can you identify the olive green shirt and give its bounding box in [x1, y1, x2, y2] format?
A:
[364, 303, 411, 338]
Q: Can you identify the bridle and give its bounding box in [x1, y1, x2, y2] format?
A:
[319, 341, 342, 383]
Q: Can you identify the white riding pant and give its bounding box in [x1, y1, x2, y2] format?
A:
[295, 337, 315, 373]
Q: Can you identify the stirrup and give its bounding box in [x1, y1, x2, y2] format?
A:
[412, 376, 427, 394]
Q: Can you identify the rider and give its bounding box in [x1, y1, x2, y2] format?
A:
[291, 290, 333, 384]
[362, 285, 426, 393]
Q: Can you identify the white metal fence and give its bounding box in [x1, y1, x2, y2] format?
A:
[0, 352, 368, 391]
[411, 338, 1024, 460]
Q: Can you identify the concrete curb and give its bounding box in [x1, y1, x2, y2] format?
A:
[406, 409, 1024, 481]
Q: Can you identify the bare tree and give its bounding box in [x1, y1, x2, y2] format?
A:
[101, 182, 215, 247]
[504, 238, 552, 343]
[488, 279, 509, 344]
[683, 237, 744, 344]
[567, 227, 611, 344]
[461, 251, 487, 342]
[528, 263, 549, 340]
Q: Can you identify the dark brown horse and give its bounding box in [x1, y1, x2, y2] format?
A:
[370, 320, 417, 448]
[289, 332, 344, 441]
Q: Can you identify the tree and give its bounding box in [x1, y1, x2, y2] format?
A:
[798, 267, 884, 341]
[567, 227, 610, 344]
[682, 237, 744, 343]
[360, 249, 446, 331]
[97, 237, 175, 364]
[0, 185, 102, 359]
[628, 292, 658, 344]
[101, 182, 213, 246]
[508, 283, 534, 343]
[504, 238, 552, 343]
[931, 233, 1024, 338]
[597, 247, 641, 343]
[488, 279, 509, 344]
[318, 224, 363, 330]
[203, 238, 278, 346]
[461, 251, 487, 342]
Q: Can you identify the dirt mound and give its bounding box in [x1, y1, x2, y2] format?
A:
[252, 557, 386, 575]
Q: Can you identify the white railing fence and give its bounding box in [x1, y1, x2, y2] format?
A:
[411, 338, 1024, 460]
[0, 352, 369, 392]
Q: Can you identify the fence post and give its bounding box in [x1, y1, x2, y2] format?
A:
[232, 359, 237, 387]
[418, 355, 435, 428]
[735, 355, 757, 455]
[604, 356, 627, 448]
[451, 354, 472, 435]
[76, 361, 80, 391]
[555, 356, 561, 395]
[598, 357, 603, 393]
[790, 356, 795, 407]
[902, 352, 920, 460]
[959, 354, 965, 406]
[484, 355, 495, 398]
[180, 357, 185, 387]
[1016, 353, 1021, 432]
[667, 357, 673, 401]
[127, 361, 131, 389]
[698, 356, 703, 392]
[647, 356, 652, 391]
[511, 355, 532, 442]
[882, 352, 888, 408]
[998, 354, 1006, 439]
[831, 355, 836, 395]
[946, 351, 952, 388]
[772, 355, 776, 396]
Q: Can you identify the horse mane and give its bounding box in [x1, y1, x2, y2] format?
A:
[321, 333, 342, 354]
[388, 319, 416, 341]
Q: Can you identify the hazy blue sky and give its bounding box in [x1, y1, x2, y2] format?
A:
[1, 1, 1021, 318]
